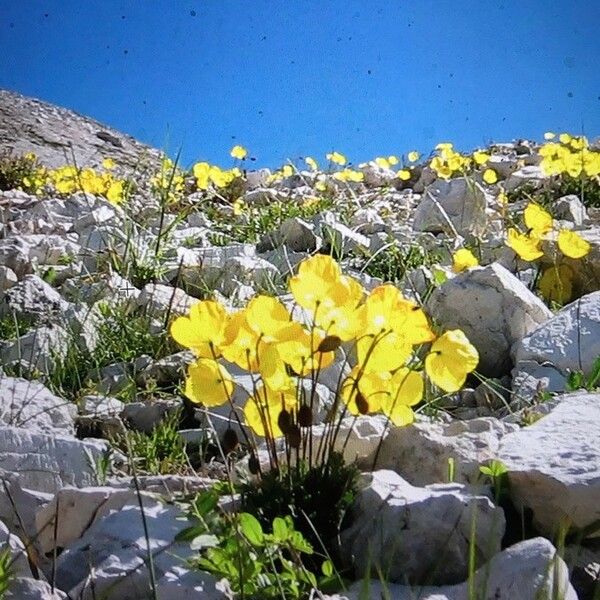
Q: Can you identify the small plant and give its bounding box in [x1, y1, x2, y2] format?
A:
[116, 409, 188, 475]
[0, 150, 44, 193]
[0, 313, 32, 342]
[565, 356, 600, 392]
[178, 488, 335, 599]
[479, 459, 509, 504]
[0, 548, 14, 599]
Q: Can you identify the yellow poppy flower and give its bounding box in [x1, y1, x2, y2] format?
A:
[557, 229, 591, 259]
[506, 229, 544, 261]
[170, 300, 228, 358]
[482, 168, 498, 184]
[473, 151, 490, 165]
[102, 158, 116, 170]
[388, 155, 399, 165]
[538, 264, 573, 304]
[193, 162, 211, 190]
[243, 386, 296, 438]
[397, 169, 411, 181]
[289, 254, 342, 311]
[184, 358, 234, 407]
[407, 151, 420, 162]
[244, 295, 291, 341]
[452, 248, 479, 272]
[425, 330, 479, 392]
[305, 156, 318, 171]
[341, 367, 390, 415]
[524, 202, 553, 235]
[375, 157, 391, 169]
[326, 151, 347, 166]
[381, 368, 423, 425]
[230, 145, 248, 160]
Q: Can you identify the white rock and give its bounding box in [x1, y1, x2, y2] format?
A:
[0, 266, 18, 293]
[54, 497, 228, 600]
[0, 377, 76, 433]
[513, 291, 600, 396]
[503, 165, 547, 192]
[80, 395, 125, 417]
[554, 194, 589, 226]
[0, 275, 70, 320]
[340, 470, 504, 584]
[427, 264, 552, 377]
[136, 283, 196, 318]
[374, 417, 519, 485]
[5, 577, 67, 599]
[0, 237, 33, 277]
[497, 391, 600, 538]
[35, 486, 151, 554]
[257, 217, 320, 253]
[413, 178, 491, 236]
[0, 426, 110, 494]
[344, 537, 576, 600]
[0, 325, 70, 375]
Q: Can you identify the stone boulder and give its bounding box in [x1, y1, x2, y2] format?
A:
[513, 291, 600, 398]
[427, 263, 552, 377]
[340, 470, 505, 585]
[497, 392, 600, 538]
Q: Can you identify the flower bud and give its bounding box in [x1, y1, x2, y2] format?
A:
[297, 404, 313, 427]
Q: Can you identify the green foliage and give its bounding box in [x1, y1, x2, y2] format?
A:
[0, 150, 41, 193]
[116, 409, 188, 475]
[0, 313, 32, 342]
[507, 174, 600, 210]
[479, 459, 509, 504]
[46, 301, 176, 401]
[565, 356, 600, 392]
[0, 548, 14, 599]
[206, 196, 333, 246]
[178, 488, 335, 599]
[358, 241, 441, 284]
[241, 452, 359, 571]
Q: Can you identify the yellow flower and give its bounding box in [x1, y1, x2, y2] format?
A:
[557, 229, 591, 259]
[375, 157, 391, 169]
[315, 180, 327, 192]
[559, 133, 572, 144]
[473, 151, 490, 165]
[544, 132, 556, 140]
[184, 358, 234, 407]
[326, 151, 347, 166]
[524, 202, 553, 236]
[243, 385, 296, 438]
[381, 368, 423, 425]
[102, 158, 116, 170]
[244, 295, 291, 341]
[305, 156, 319, 171]
[539, 264, 573, 304]
[106, 180, 125, 205]
[452, 248, 479, 272]
[193, 162, 211, 190]
[171, 300, 229, 358]
[407, 151, 420, 162]
[233, 198, 246, 216]
[24, 152, 37, 161]
[506, 229, 544, 261]
[221, 311, 263, 371]
[281, 164, 294, 178]
[341, 367, 389, 415]
[497, 191, 508, 206]
[289, 254, 342, 311]
[397, 169, 411, 181]
[387, 155, 399, 166]
[482, 168, 498, 184]
[230, 145, 248, 160]
[276, 325, 335, 376]
[425, 330, 479, 392]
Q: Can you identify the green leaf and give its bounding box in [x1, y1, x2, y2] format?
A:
[239, 512, 264, 546]
[587, 355, 600, 389]
[194, 489, 219, 516]
[290, 530, 313, 554]
[321, 559, 334, 577]
[272, 516, 288, 542]
[175, 524, 207, 542]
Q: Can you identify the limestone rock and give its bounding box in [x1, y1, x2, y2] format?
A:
[340, 470, 504, 585]
[427, 263, 552, 377]
[497, 392, 600, 538]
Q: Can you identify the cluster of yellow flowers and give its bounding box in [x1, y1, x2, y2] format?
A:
[171, 255, 479, 446]
[506, 201, 591, 303]
[428, 143, 498, 184]
[20, 155, 127, 205]
[540, 133, 600, 177]
[151, 157, 186, 204]
[190, 145, 246, 191]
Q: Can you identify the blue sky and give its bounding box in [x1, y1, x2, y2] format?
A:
[1, 1, 599, 169]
